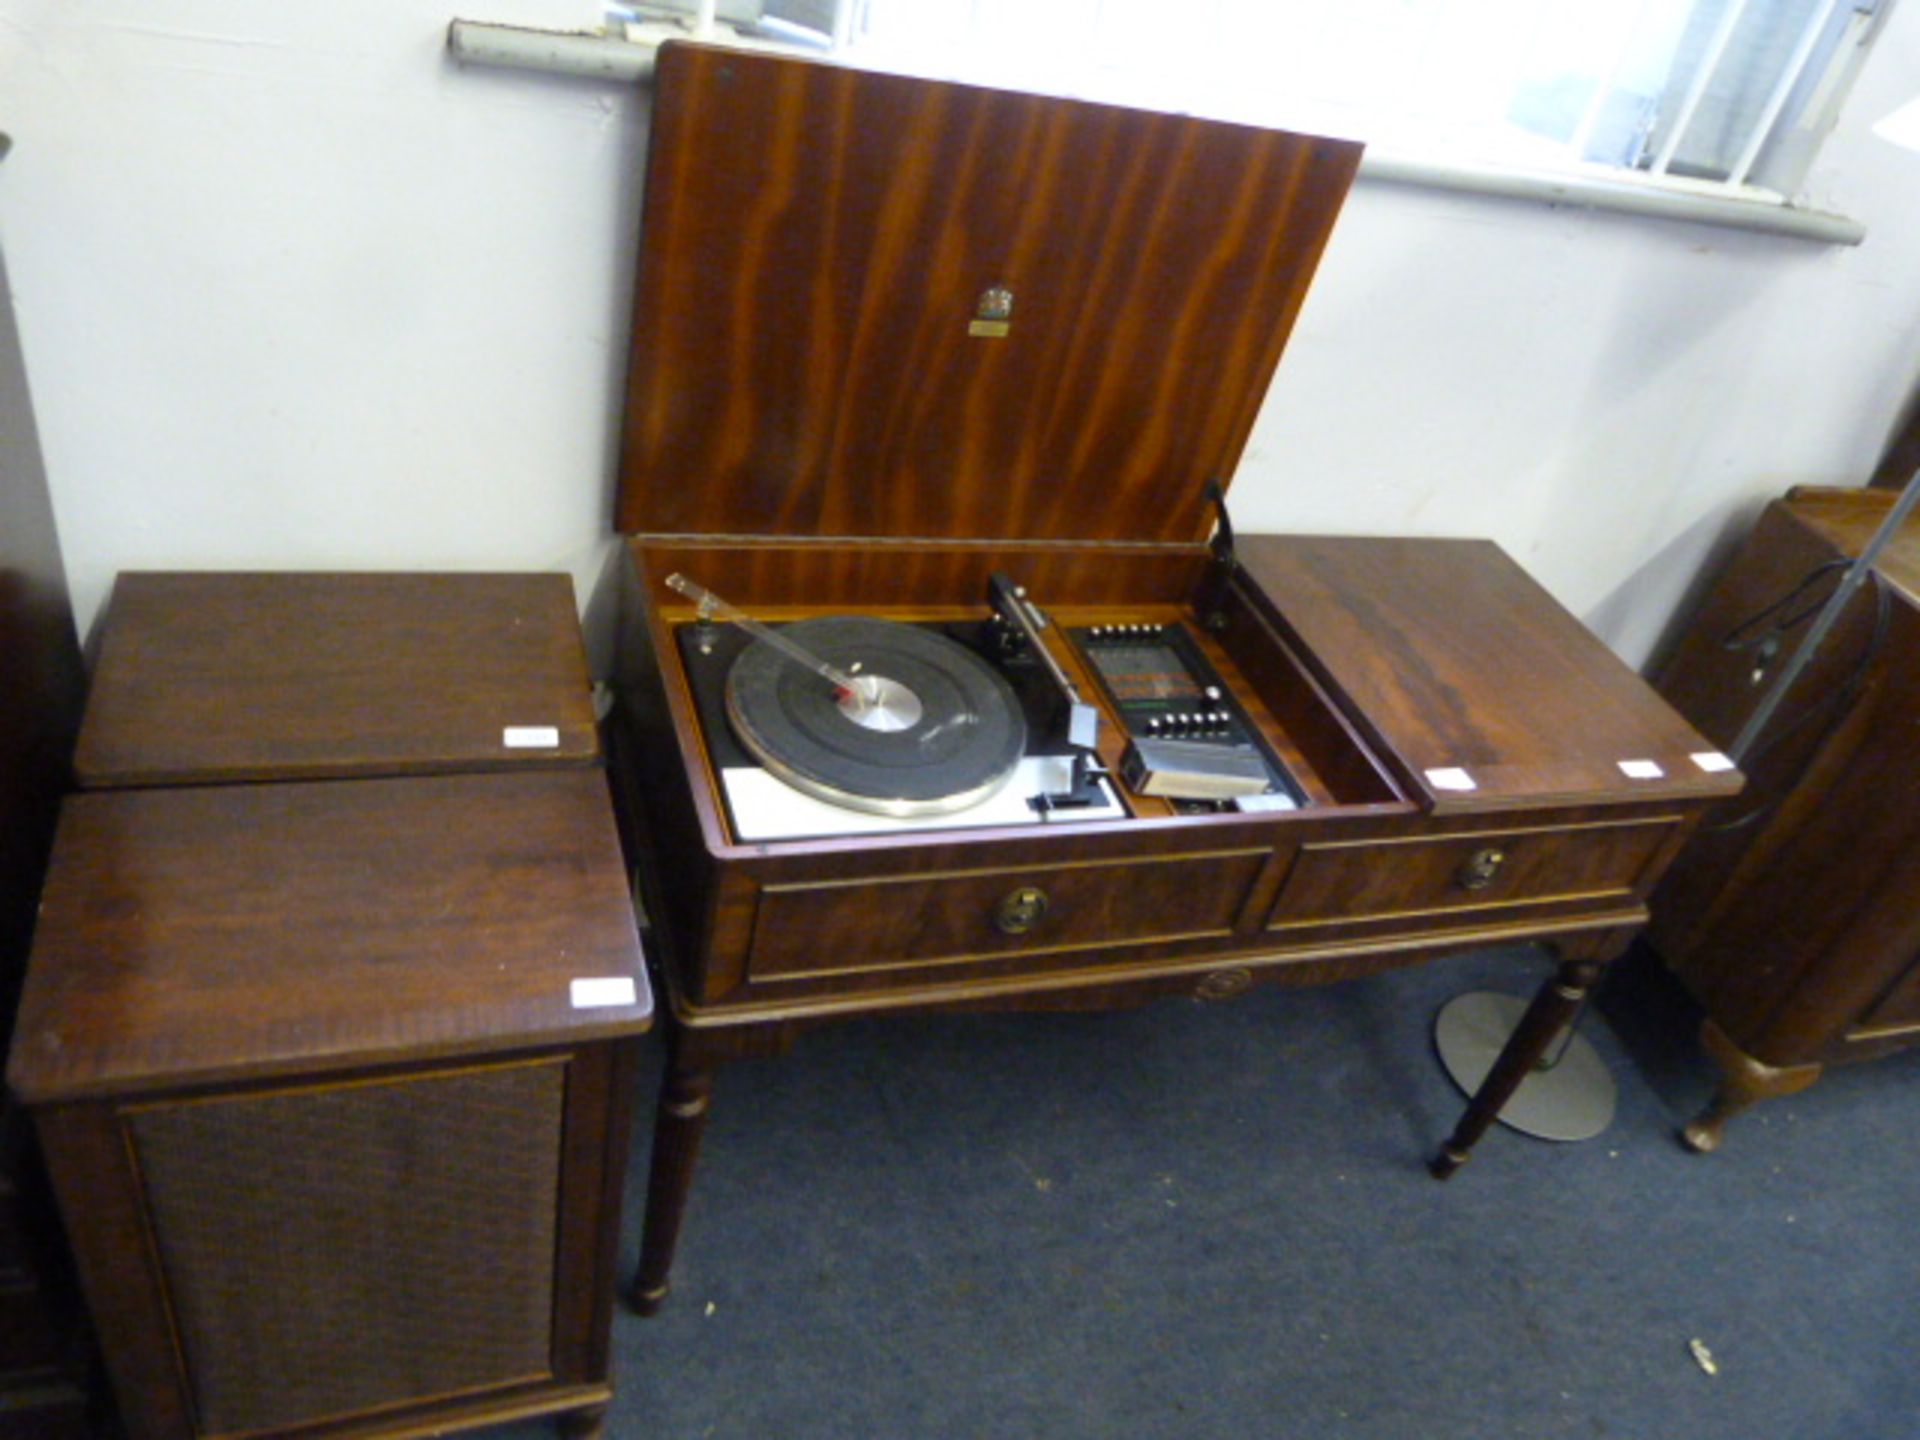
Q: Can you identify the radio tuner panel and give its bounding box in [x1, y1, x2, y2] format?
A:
[1069, 623, 1306, 812]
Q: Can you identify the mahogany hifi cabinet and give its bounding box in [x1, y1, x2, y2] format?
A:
[8, 573, 651, 1440]
[1651, 486, 1920, 1149]
[604, 44, 1746, 1312]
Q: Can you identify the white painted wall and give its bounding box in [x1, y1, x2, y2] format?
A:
[5, 0, 1920, 671]
[1246, 7, 1920, 667]
[0, 0, 642, 659]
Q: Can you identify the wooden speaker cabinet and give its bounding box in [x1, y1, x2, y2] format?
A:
[9, 772, 651, 1440]
[1650, 485, 1920, 1149]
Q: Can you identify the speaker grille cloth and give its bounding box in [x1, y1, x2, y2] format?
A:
[129, 1062, 565, 1435]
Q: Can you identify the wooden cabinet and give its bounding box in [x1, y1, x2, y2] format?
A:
[0, 229, 96, 1439]
[10, 574, 651, 1440]
[1650, 485, 1920, 1148]
[611, 529, 1738, 1312]
[603, 44, 1742, 1314]
[614, 537, 1729, 1015]
[11, 776, 649, 1440]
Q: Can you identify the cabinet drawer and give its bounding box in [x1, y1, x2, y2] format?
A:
[1268, 819, 1675, 931]
[749, 849, 1269, 980]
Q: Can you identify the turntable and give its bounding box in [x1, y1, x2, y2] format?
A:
[607, 42, 1742, 1312]
[663, 569, 1305, 840]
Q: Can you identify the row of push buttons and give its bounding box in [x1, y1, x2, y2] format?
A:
[1147, 710, 1231, 737]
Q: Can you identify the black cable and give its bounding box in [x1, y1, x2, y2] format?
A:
[1703, 562, 1892, 835]
[1717, 557, 1852, 656]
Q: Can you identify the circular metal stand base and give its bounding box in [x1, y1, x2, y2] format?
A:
[1434, 991, 1616, 1142]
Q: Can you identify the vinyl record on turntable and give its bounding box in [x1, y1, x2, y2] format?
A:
[725, 617, 1027, 816]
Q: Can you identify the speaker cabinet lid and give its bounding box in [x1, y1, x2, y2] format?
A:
[1782, 485, 1920, 601]
[75, 572, 601, 788]
[614, 42, 1362, 547]
[8, 771, 651, 1103]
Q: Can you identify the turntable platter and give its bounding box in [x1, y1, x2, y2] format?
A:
[725, 617, 1027, 816]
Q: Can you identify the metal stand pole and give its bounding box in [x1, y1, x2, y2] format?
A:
[1434, 474, 1920, 1141]
[1434, 977, 1617, 1142]
[1729, 472, 1920, 761]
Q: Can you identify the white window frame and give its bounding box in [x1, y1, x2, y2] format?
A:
[831, 0, 1888, 243]
[451, 0, 1895, 244]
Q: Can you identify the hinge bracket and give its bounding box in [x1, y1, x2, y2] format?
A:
[1198, 479, 1237, 631]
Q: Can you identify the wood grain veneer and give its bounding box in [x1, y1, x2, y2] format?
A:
[612, 532, 1738, 1308]
[8, 770, 649, 1104]
[13, 769, 649, 1440]
[1649, 486, 1920, 1148]
[75, 573, 599, 788]
[603, 43, 1739, 1314]
[18, 562, 648, 1440]
[627, 539, 1210, 611]
[1269, 817, 1679, 931]
[1785, 484, 1920, 596]
[616, 43, 1361, 545]
[1238, 536, 1740, 812]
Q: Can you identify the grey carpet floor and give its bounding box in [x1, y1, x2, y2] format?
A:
[494, 942, 1920, 1440]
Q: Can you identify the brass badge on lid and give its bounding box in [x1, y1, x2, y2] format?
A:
[968, 286, 1014, 338]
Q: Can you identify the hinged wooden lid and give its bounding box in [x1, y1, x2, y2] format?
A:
[615, 43, 1361, 545]
[1784, 485, 1920, 602]
[1238, 536, 1744, 813]
[74, 573, 600, 787]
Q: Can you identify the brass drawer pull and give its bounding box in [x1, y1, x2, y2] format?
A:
[1455, 847, 1508, 891]
[994, 886, 1050, 935]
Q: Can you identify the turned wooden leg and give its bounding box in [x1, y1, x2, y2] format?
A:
[1430, 955, 1604, 1178]
[1680, 1017, 1822, 1153]
[558, 1403, 607, 1439]
[629, 1029, 716, 1315]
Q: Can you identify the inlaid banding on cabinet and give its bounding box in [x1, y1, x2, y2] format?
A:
[1267, 818, 1680, 931]
[748, 848, 1270, 980]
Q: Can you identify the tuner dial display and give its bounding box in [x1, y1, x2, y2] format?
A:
[1071, 621, 1306, 810]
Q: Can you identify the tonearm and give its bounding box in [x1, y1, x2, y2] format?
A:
[986, 572, 1109, 814]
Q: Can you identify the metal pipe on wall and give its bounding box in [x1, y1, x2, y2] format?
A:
[446, 20, 660, 82]
[443, 17, 1865, 247]
[1357, 150, 1862, 246]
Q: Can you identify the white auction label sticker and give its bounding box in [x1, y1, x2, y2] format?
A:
[570, 976, 639, 1009]
[503, 725, 561, 749]
[1617, 759, 1665, 780]
[1690, 751, 1735, 773]
[1425, 767, 1477, 791]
